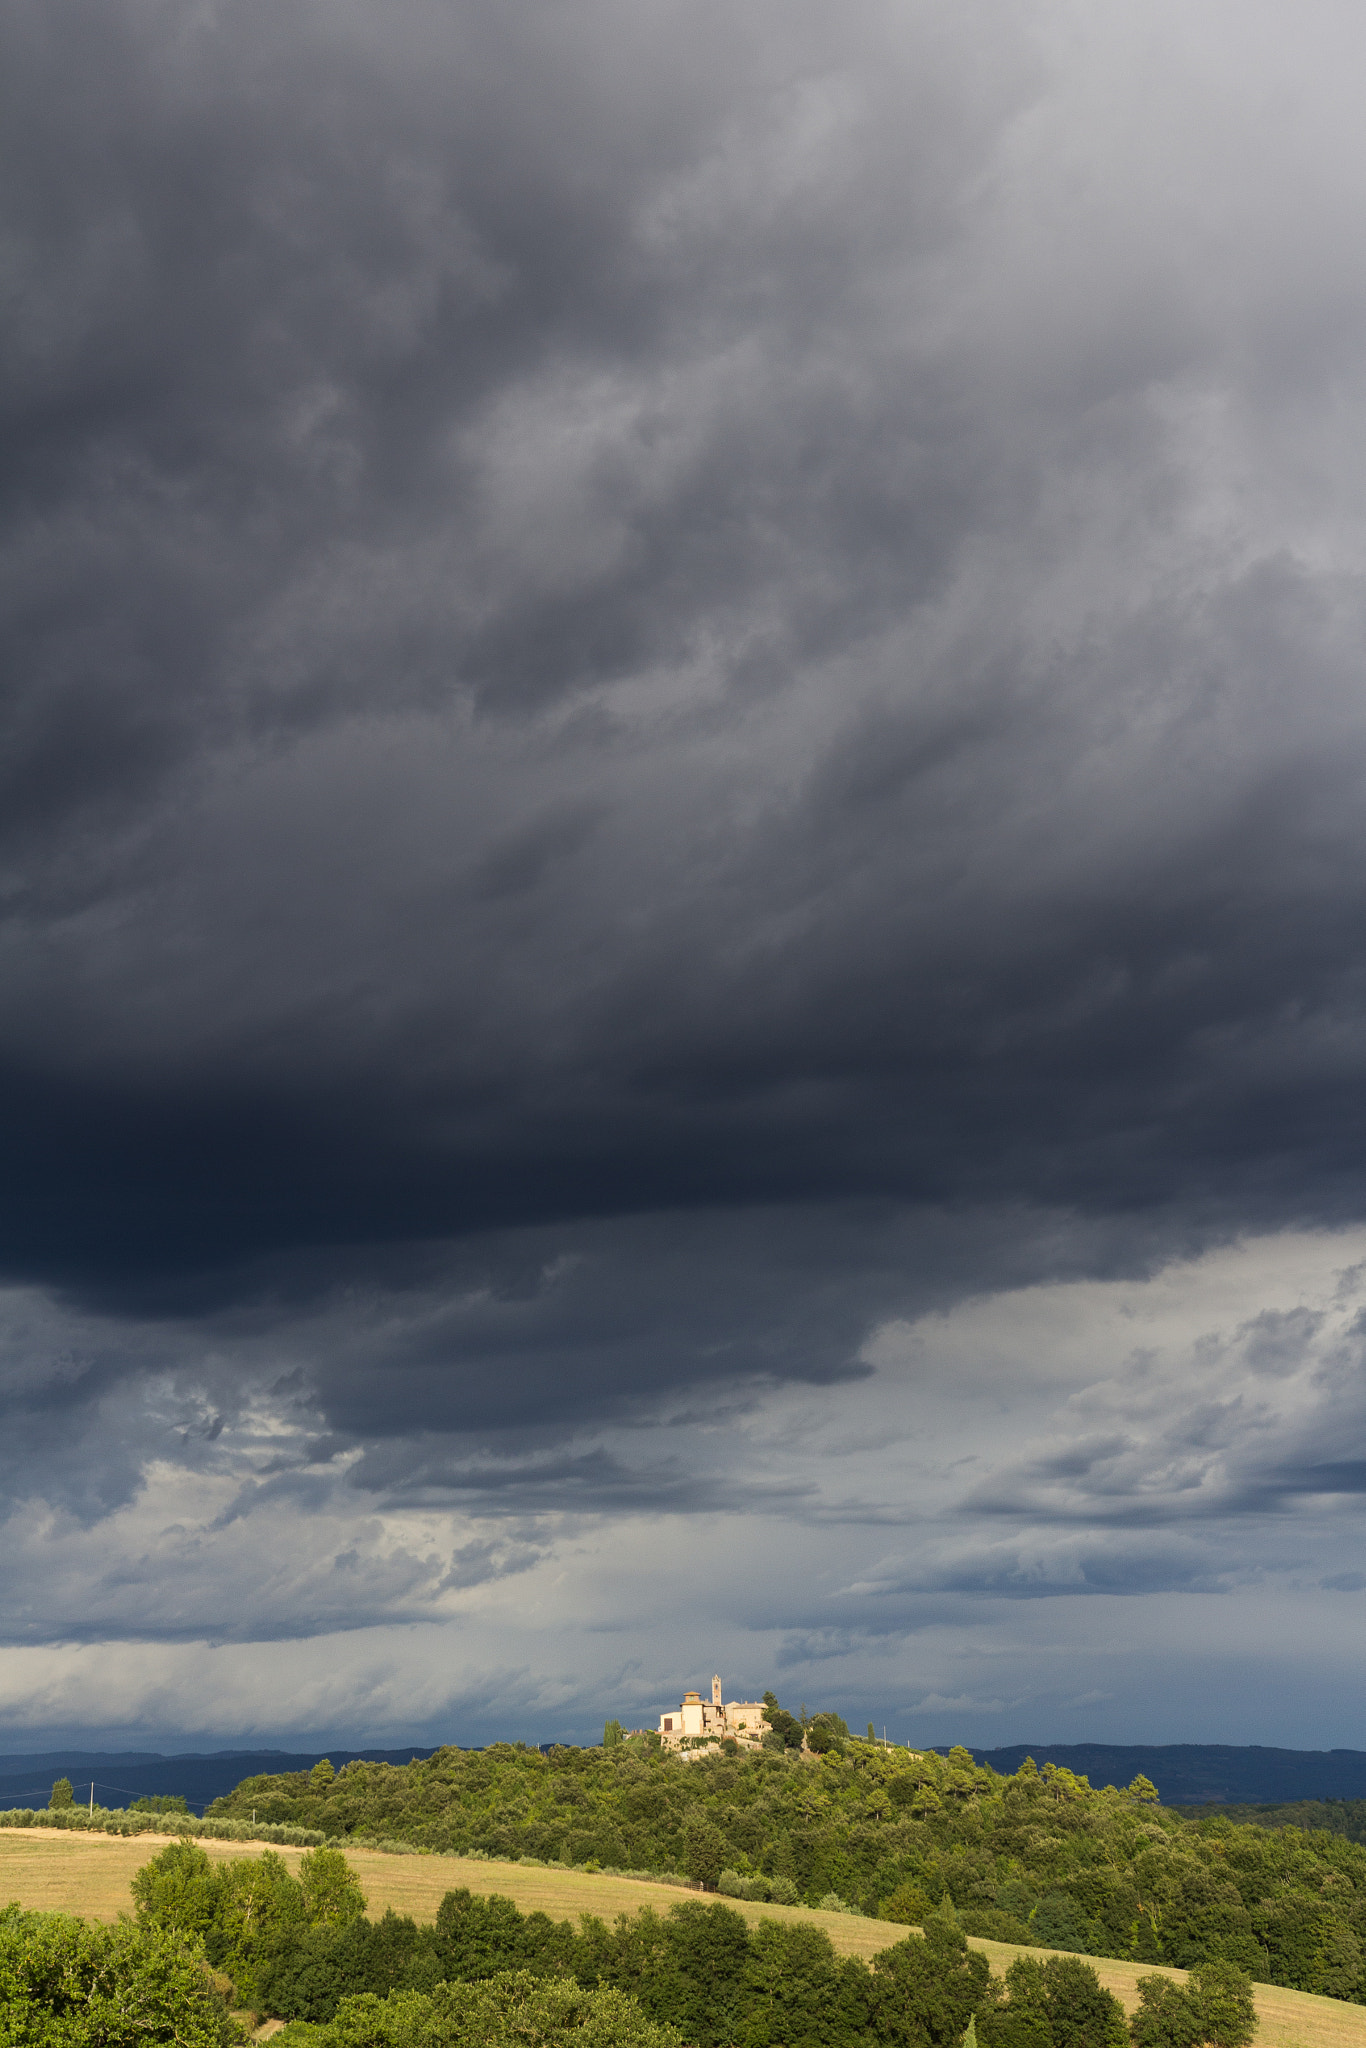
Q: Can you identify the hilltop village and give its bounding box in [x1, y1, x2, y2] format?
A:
[648, 1677, 878, 1760]
[656, 1675, 768, 1751]
[643, 1678, 918, 1768]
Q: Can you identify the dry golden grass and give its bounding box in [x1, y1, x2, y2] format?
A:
[2, 1825, 1362, 2048]
[0, 1829, 862, 1943]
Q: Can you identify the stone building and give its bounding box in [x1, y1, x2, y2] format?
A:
[657, 1674, 768, 1749]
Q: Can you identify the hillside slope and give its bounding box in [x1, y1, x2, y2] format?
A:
[4, 1827, 1364, 2048]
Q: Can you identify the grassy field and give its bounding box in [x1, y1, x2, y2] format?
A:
[2, 1825, 1361, 2048]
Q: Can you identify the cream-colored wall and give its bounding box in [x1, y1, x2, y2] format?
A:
[724, 1701, 767, 1742]
[658, 1682, 768, 1747]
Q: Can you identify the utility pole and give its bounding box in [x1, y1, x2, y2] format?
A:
[89, 1783, 94, 1816]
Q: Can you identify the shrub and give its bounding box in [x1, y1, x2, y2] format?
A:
[132, 1837, 223, 1945]
[1130, 1976, 1203, 2048]
[806, 1714, 849, 1756]
[980, 1955, 1127, 2048]
[1188, 1961, 1256, 2048]
[1130, 1963, 1255, 2048]
[258, 1908, 441, 2021]
[682, 1819, 726, 1891]
[740, 1917, 862, 2047]
[1027, 1896, 1093, 1955]
[869, 1921, 991, 2048]
[300, 1847, 368, 1927]
[0, 1904, 237, 2048]
[879, 1884, 931, 1927]
[760, 1696, 805, 1751]
[435, 1887, 578, 1985]
[314, 1970, 683, 2048]
[958, 1910, 1037, 1946]
[133, 1839, 375, 2007]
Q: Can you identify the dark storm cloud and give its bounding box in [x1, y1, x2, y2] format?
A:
[0, 1200, 1106, 1529]
[7, 0, 1366, 1532]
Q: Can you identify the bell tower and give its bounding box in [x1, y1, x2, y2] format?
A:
[713, 1674, 723, 1708]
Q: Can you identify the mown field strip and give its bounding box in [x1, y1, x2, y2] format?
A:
[2, 1826, 1360, 2048]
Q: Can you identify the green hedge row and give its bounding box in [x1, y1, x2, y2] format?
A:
[0, 1806, 327, 1847]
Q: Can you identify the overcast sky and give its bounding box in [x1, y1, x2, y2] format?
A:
[8, 0, 1366, 1754]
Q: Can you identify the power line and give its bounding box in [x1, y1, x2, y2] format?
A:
[0, 1779, 210, 1813]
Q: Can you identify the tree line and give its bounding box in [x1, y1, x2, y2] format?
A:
[0, 1836, 1261, 2048]
[125, 1838, 1255, 2048]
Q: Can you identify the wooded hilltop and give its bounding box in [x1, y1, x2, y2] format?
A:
[205, 1714, 1366, 2003]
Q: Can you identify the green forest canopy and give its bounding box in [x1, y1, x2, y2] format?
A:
[204, 1720, 1366, 2002]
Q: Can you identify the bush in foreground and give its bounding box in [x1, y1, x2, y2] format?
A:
[1130, 1962, 1256, 2048]
[0, 1903, 237, 2048]
[272, 1969, 683, 2048]
[869, 1918, 992, 2048]
[979, 1954, 1128, 2048]
[133, 1838, 368, 2005]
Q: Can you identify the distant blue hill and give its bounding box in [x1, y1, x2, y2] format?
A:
[0, 1747, 442, 1813]
[945, 1743, 1366, 1804]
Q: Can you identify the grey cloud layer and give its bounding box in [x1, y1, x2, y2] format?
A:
[6, 1229, 1366, 1652]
